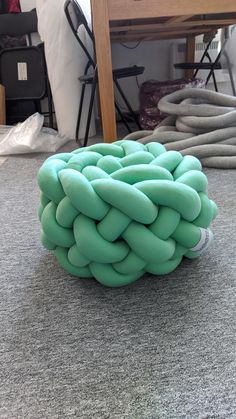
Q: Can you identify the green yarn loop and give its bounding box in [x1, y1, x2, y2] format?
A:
[38, 140, 218, 287]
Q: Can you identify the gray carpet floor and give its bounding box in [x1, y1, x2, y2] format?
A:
[0, 151, 236, 419]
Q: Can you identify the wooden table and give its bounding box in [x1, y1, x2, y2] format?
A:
[91, 0, 236, 142]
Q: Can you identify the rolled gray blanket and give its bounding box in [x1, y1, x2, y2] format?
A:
[178, 111, 236, 130]
[201, 156, 236, 168]
[180, 144, 236, 158]
[220, 137, 236, 145]
[158, 88, 236, 116]
[142, 131, 192, 144]
[133, 88, 236, 169]
[165, 127, 236, 151]
[157, 115, 176, 127]
[153, 125, 178, 132]
[175, 119, 208, 134]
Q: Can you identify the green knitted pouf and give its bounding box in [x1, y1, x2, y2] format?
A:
[38, 140, 218, 287]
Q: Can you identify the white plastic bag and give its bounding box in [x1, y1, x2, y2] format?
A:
[0, 113, 69, 155]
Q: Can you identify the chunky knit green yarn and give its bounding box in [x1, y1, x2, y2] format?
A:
[38, 140, 218, 287]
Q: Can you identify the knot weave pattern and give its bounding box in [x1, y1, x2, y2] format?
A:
[38, 140, 218, 287]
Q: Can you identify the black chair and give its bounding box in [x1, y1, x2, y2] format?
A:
[0, 9, 37, 40]
[0, 0, 8, 14]
[0, 10, 54, 127]
[174, 29, 236, 95]
[64, 0, 145, 146]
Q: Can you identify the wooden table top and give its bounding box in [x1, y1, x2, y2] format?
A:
[107, 0, 236, 20]
[110, 13, 236, 43]
[105, 0, 236, 42]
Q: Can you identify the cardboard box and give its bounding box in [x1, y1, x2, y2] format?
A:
[0, 85, 6, 125]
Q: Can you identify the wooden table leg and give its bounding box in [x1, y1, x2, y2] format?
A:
[91, 0, 117, 143]
[185, 35, 195, 78]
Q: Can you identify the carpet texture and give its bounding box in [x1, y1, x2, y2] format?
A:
[0, 155, 235, 419]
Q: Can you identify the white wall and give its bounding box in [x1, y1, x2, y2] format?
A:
[111, 40, 174, 111]
[111, 35, 236, 112]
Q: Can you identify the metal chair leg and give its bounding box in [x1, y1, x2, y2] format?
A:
[205, 68, 218, 91]
[115, 101, 132, 133]
[34, 100, 41, 113]
[46, 78, 54, 128]
[83, 77, 97, 147]
[76, 82, 86, 142]
[212, 71, 218, 92]
[113, 78, 142, 130]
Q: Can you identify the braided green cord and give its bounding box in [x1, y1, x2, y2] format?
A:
[38, 140, 218, 287]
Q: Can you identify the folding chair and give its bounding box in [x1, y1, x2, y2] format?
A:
[0, 10, 54, 126]
[174, 29, 236, 95]
[64, 0, 145, 145]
